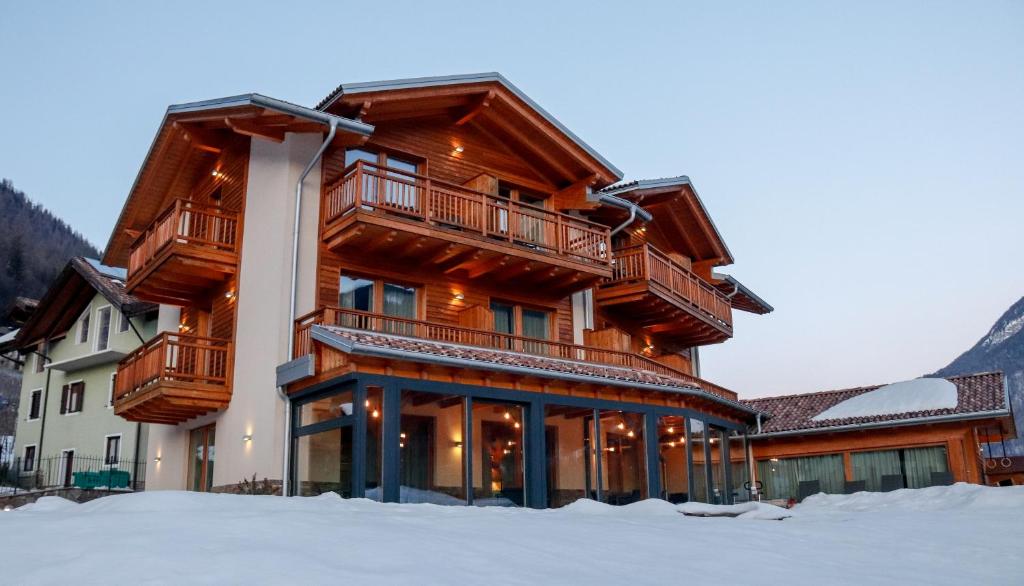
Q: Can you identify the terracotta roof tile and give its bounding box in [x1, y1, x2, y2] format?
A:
[744, 372, 1007, 435]
[315, 325, 754, 413]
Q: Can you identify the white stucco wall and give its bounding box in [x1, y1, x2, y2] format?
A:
[142, 132, 323, 491]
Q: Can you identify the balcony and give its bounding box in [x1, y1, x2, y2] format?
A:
[114, 333, 232, 424]
[293, 306, 737, 402]
[126, 199, 239, 305]
[320, 162, 613, 295]
[597, 244, 733, 346]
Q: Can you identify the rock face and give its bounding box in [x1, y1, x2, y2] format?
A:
[934, 296, 1024, 455]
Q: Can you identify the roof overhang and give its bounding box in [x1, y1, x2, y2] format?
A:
[308, 325, 760, 417]
[712, 272, 774, 314]
[598, 176, 734, 265]
[749, 408, 1014, 440]
[318, 72, 622, 188]
[102, 94, 373, 266]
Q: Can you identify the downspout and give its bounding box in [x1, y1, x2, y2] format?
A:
[756, 412, 763, 434]
[598, 192, 652, 235]
[279, 120, 338, 496]
[31, 347, 52, 473]
[125, 312, 147, 490]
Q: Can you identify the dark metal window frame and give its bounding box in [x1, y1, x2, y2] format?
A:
[289, 373, 747, 507]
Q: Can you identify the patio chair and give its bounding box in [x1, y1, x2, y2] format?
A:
[843, 480, 866, 494]
[797, 479, 821, 502]
[880, 474, 904, 492]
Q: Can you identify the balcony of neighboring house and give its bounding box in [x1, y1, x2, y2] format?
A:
[320, 161, 613, 296]
[126, 199, 240, 305]
[113, 332, 233, 424]
[292, 306, 738, 402]
[596, 243, 734, 346]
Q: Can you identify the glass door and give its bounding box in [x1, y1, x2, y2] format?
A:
[188, 424, 216, 492]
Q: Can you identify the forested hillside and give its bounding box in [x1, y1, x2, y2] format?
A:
[0, 178, 100, 326]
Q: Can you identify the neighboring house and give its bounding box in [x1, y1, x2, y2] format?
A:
[7, 257, 156, 488]
[744, 372, 1014, 501]
[100, 73, 773, 504]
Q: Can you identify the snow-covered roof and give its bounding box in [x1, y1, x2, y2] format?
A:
[745, 372, 1008, 436]
[811, 378, 958, 421]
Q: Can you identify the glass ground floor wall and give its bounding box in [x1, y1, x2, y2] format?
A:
[755, 445, 952, 501]
[290, 374, 750, 508]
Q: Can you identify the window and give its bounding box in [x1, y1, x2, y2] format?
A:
[188, 424, 216, 492]
[33, 346, 45, 373]
[118, 310, 131, 333]
[76, 310, 90, 344]
[94, 306, 112, 351]
[60, 382, 85, 414]
[108, 373, 116, 408]
[345, 149, 421, 209]
[489, 301, 551, 342]
[28, 389, 42, 420]
[104, 435, 121, 465]
[338, 274, 419, 330]
[22, 445, 36, 472]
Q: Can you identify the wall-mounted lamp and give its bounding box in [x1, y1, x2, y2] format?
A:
[224, 290, 236, 301]
[154, 456, 162, 463]
[211, 170, 222, 178]
[453, 145, 465, 154]
[452, 441, 463, 448]
[454, 292, 465, 301]
[178, 323, 190, 333]
[242, 434, 253, 443]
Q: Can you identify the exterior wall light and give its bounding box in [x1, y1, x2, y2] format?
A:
[453, 441, 463, 448]
[454, 292, 465, 301]
[224, 291, 236, 301]
[154, 456, 162, 463]
[453, 145, 464, 154]
[242, 434, 253, 443]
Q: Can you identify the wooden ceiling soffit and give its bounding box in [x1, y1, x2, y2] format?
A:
[468, 121, 561, 187]
[172, 122, 223, 153]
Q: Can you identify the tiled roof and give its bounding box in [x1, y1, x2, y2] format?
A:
[73, 257, 154, 316]
[744, 372, 1007, 435]
[313, 325, 756, 414]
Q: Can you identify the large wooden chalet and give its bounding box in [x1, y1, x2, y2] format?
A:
[98, 72, 1012, 505]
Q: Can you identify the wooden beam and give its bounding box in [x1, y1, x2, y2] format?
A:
[224, 117, 285, 143]
[173, 122, 223, 153]
[454, 90, 494, 126]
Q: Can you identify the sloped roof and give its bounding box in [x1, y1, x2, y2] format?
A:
[10, 257, 156, 350]
[712, 272, 774, 315]
[744, 372, 1008, 436]
[312, 325, 757, 415]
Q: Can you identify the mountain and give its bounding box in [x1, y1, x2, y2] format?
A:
[934, 296, 1024, 456]
[0, 178, 100, 327]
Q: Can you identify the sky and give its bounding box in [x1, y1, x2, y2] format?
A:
[1, 1, 1021, 397]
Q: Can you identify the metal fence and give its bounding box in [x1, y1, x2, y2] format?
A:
[0, 453, 146, 496]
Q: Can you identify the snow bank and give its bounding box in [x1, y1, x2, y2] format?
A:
[1, 485, 1022, 585]
[812, 377, 957, 420]
[797, 482, 1024, 513]
[678, 500, 793, 520]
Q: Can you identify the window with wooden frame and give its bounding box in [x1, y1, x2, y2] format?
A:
[76, 309, 90, 344]
[497, 182, 551, 246]
[344, 148, 422, 209]
[60, 381, 85, 415]
[339, 274, 420, 320]
[489, 301, 552, 341]
[118, 310, 131, 333]
[27, 389, 42, 420]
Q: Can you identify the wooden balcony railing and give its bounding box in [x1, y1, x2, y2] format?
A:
[294, 306, 736, 401]
[127, 199, 239, 279]
[323, 161, 612, 266]
[114, 333, 232, 405]
[608, 243, 733, 328]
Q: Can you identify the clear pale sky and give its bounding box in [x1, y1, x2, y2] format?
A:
[2, 1, 1021, 397]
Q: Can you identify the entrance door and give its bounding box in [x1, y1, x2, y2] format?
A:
[188, 424, 216, 492]
[61, 449, 75, 487]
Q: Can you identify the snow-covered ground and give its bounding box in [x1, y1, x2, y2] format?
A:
[2, 484, 1023, 585]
